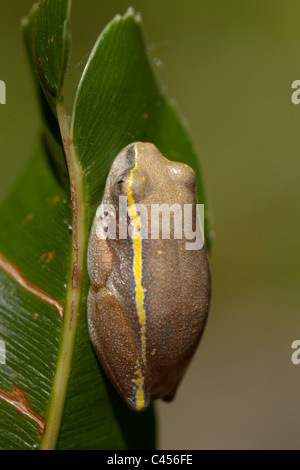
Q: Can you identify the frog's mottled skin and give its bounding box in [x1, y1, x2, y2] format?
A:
[87, 142, 211, 412]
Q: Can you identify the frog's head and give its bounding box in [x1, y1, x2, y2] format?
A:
[104, 142, 197, 208]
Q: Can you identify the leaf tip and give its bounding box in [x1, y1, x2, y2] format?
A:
[124, 6, 135, 17]
[134, 11, 142, 24]
[21, 1, 40, 31]
[123, 6, 142, 23]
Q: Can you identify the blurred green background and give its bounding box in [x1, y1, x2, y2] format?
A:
[1, 0, 300, 450]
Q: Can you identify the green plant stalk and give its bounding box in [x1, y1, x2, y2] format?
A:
[40, 98, 86, 450]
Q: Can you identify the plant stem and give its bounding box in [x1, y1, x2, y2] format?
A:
[40, 98, 85, 450]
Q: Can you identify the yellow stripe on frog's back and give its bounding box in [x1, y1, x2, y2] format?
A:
[126, 144, 147, 409]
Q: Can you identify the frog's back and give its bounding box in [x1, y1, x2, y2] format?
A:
[88, 142, 211, 410]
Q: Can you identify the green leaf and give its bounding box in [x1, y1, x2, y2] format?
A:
[72, 9, 212, 245]
[0, 143, 71, 450]
[22, 0, 71, 115]
[22, 0, 71, 189]
[0, 0, 210, 450]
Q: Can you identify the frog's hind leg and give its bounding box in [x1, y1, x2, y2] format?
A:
[87, 286, 150, 412]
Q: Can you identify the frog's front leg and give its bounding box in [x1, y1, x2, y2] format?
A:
[87, 285, 150, 412]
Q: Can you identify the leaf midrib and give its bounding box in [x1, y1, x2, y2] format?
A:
[40, 98, 86, 450]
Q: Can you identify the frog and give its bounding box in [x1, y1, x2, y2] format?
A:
[87, 142, 211, 412]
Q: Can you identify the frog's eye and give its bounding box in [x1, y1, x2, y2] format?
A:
[112, 176, 128, 197]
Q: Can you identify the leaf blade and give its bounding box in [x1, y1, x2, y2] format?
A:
[1, 1, 210, 450]
[22, 0, 72, 115]
[0, 141, 71, 449]
[72, 9, 212, 247]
